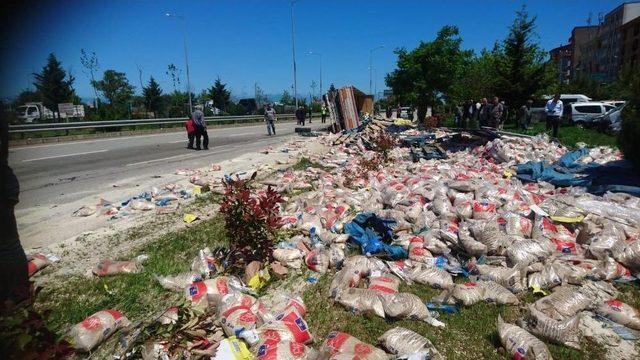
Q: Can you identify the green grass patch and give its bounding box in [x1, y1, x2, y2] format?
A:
[292, 157, 329, 171]
[502, 122, 616, 148]
[35, 215, 228, 333]
[303, 274, 621, 359]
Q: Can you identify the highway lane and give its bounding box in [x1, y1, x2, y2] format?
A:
[9, 121, 326, 248]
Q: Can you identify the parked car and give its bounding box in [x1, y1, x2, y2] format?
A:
[399, 106, 413, 119]
[531, 94, 592, 121]
[601, 100, 626, 108]
[565, 102, 617, 127]
[592, 103, 627, 133]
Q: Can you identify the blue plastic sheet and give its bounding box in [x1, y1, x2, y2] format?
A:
[517, 149, 640, 195]
[344, 213, 407, 259]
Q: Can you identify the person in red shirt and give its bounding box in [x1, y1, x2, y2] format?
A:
[184, 118, 196, 149]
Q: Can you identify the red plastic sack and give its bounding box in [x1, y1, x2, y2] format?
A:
[27, 253, 51, 277]
[93, 260, 140, 276]
[256, 340, 311, 360]
[305, 249, 330, 274]
[321, 331, 388, 360]
[368, 275, 400, 294]
[472, 201, 496, 220]
[218, 293, 258, 337]
[69, 310, 131, 352]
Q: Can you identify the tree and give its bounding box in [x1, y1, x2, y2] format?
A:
[493, 6, 551, 109]
[208, 78, 231, 112]
[93, 70, 135, 106]
[386, 25, 472, 121]
[166, 63, 181, 92]
[80, 49, 100, 106]
[617, 66, 640, 170]
[143, 77, 163, 116]
[280, 90, 294, 105]
[33, 53, 76, 117]
[14, 89, 42, 107]
[254, 84, 269, 107]
[451, 49, 499, 103]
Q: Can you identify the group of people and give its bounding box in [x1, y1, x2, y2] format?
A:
[184, 105, 209, 150]
[453, 93, 564, 138]
[294, 104, 328, 126]
[455, 97, 509, 130]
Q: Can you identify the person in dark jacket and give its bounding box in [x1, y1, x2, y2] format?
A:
[478, 98, 490, 127]
[1, 117, 30, 310]
[192, 105, 209, 150]
[295, 106, 306, 126]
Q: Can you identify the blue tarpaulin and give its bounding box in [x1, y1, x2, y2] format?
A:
[344, 212, 407, 259]
[517, 149, 640, 196]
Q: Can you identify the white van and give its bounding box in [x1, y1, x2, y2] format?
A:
[566, 102, 617, 126]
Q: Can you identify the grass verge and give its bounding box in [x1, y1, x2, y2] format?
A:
[35, 214, 227, 334]
[502, 122, 616, 148]
[303, 274, 621, 359]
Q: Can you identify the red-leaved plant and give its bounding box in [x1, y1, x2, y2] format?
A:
[220, 172, 284, 268]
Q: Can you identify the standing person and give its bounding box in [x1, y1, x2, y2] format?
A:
[489, 97, 503, 129]
[478, 98, 490, 127]
[396, 104, 402, 119]
[184, 117, 196, 149]
[321, 104, 327, 123]
[192, 105, 209, 150]
[454, 103, 463, 127]
[520, 100, 533, 131]
[462, 100, 474, 128]
[1, 117, 30, 310]
[307, 106, 312, 124]
[499, 100, 508, 130]
[295, 105, 306, 126]
[264, 104, 277, 136]
[545, 93, 563, 139]
[386, 106, 392, 119]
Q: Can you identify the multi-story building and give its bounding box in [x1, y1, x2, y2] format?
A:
[569, 26, 599, 80]
[549, 44, 572, 83]
[621, 15, 640, 69]
[577, 1, 640, 83]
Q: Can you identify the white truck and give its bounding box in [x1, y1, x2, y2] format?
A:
[16, 102, 56, 123]
[16, 102, 84, 123]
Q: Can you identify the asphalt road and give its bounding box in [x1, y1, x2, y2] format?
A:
[9, 120, 326, 248]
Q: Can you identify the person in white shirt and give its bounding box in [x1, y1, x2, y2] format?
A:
[545, 93, 563, 138]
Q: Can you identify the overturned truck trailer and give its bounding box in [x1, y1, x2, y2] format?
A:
[325, 85, 373, 132]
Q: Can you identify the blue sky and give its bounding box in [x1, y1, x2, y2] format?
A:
[0, 0, 623, 101]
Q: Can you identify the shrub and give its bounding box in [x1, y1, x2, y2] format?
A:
[220, 172, 284, 268]
[617, 69, 640, 172]
[369, 130, 397, 161]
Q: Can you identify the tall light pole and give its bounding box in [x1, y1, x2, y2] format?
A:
[290, 1, 300, 108]
[165, 12, 193, 115]
[307, 51, 322, 99]
[369, 45, 384, 98]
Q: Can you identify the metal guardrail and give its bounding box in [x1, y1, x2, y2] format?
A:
[9, 114, 300, 134]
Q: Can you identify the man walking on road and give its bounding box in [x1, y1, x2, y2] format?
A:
[264, 104, 277, 136]
[295, 105, 306, 126]
[192, 105, 209, 150]
[545, 93, 563, 139]
[519, 100, 533, 131]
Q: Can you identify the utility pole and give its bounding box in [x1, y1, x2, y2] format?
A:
[166, 12, 193, 115]
[290, 1, 299, 108]
[369, 45, 384, 98]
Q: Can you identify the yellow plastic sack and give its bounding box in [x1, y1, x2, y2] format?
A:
[248, 268, 271, 290]
[193, 186, 202, 195]
[213, 337, 254, 360]
[550, 215, 584, 223]
[183, 213, 198, 223]
[393, 119, 413, 126]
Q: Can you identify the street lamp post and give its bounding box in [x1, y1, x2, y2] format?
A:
[369, 45, 384, 98]
[165, 12, 193, 115]
[290, 1, 300, 108]
[307, 51, 322, 99]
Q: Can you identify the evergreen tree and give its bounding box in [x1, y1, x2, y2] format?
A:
[93, 70, 135, 106]
[493, 6, 551, 108]
[208, 78, 231, 112]
[143, 77, 163, 116]
[33, 53, 76, 117]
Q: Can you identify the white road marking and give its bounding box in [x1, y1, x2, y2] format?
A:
[170, 139, 189, 143]
[22, 149, 108, 162]
[228, 132, 254, 137]
[126, 153, 196, 167]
